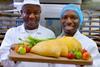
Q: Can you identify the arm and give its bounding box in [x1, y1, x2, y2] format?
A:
[74, 32, 100, 67]
[0, 28, 15, 61]
[89, 42, 100, 67]
[83, 38, 100, 67]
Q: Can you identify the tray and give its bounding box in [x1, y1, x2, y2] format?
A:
[9, 50, 93, 65]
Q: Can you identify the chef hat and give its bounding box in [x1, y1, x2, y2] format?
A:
[61, 4, 83, 25]
[14, 0, 40, 11]
[22, 0, 40, 6]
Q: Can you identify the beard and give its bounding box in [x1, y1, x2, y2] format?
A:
[24, 20, 39, 30]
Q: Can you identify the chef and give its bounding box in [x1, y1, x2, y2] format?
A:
[55, 4, 100, 67]
[0, 0, 55, 67]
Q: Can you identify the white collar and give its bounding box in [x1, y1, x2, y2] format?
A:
[20, 23, 42, 33]
[73, 30, 80, 37]
[59, 29, 80, 37]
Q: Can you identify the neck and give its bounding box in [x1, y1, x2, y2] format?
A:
[64, 33, 75, 36]
[24, 24, 39, 30]
[63, 30, 76, 36]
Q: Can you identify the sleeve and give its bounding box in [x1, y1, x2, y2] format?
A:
[0, 28, 15, 61]
[90, 42, 100, 67]
[75, 33, 100, 67]
[85, 41, 100, 67]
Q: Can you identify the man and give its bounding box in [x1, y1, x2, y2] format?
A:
[55, 4, 100, 67]
[0, 0, 55, 67]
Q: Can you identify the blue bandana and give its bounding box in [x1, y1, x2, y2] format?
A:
[61, 4, 83, 25]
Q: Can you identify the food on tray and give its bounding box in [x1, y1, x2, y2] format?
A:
[18, 36, 55, 48]
[66, 49, 91, 60]
[57, 36, 82, 52]
[17, 46, 26, 55]
[12, 36, 55, 54]
[31, 38, 69, 57]
[31, 40, 62, 57]
[13, 42, 31, 54]
[13, 36, 91, 60]
[82, 50, 90, 60]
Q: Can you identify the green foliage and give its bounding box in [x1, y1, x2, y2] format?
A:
[26, 36, 55, 46]
[18, 36, 55, 47]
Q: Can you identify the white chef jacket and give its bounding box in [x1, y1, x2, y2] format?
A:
[54, 30, 100, 67]
[0, 24, 55, 67]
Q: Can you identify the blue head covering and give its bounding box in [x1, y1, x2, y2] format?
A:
[61, 4, 83, 25]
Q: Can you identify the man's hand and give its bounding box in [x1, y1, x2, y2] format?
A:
[11, 43, 18, 50]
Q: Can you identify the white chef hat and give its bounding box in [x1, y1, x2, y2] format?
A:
[14, 0, 40, 11]
[22, 0, 40, 6]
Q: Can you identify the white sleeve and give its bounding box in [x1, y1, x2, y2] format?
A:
[89, 42, 100, 67]
[75, 32, 100, 67]
[84, 41, 100, 67]
[0, 28, 15, 61]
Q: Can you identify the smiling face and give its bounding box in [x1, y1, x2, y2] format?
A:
[60, 10, 80, 36]
[21, 4, 41, 30]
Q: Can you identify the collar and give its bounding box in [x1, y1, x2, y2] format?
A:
[20, 23, 42, 33]
[20, 23, 26, 33]
[73, 30, 80, 37]
[59, 29, 80, 37]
